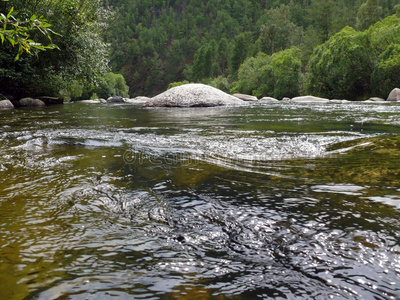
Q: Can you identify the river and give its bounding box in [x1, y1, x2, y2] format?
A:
[0, 101, 400, 299]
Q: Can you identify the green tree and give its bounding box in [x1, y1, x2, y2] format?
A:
[93, 72, 130, 99]
[0, 2, 58, 61]
[230, 32, 255, 78]
[306, 0, 335, 42]
[356, 0, 383, 30]
[306, 26, 372, 100]
[270, 47, 303, 99]
[367, 15, 400, 55]
[368, 15, 400, 97]
[231, 52, 272, 97]
[256, 4, 303, 55]
[371, 43, 400, 97]
[0, 0, 112, 99]
[192, 43, 213, 81]
[232, 47, 303, 99]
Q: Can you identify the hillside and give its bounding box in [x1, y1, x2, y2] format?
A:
[106, 0, 399, 98]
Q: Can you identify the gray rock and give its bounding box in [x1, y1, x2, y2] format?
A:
[125, 96, 150, 104]
[290, 96, 330, 103]
[282, 97, 291, 101]
[367, 97, 385, 102]
[107, 96, 125, 103]
[387, 88, 400, 101]
[232, 93, 258, 101]
[0, 100, 14, 110]
[145, 83, 245, 107]
[19, 97, 46, 107]
[259, 97, 279, 102]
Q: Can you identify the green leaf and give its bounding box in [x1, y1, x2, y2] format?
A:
[6, 35, 15, 46]
[7, 7, 14, 19]
[0, 33, 4, 44]
[33, 45, 45, 51]
[14, 45, 23, 61]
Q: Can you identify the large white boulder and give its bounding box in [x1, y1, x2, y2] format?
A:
[145, 84, 245, 107]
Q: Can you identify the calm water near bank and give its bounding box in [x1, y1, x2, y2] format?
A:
[1, 101, 400, 299]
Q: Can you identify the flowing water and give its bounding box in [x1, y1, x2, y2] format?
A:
[1, 101, 400, 299]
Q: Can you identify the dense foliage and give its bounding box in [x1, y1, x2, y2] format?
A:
[307, 16, 400, 99]
[231, 48, 303, 99]
[0, 0, 128, 100]
[106, 0, 400, 99]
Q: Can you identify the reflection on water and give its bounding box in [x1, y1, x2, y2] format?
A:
[1, 102, 400, 299]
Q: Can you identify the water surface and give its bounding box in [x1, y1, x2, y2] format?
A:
[1, 102, 400, 299]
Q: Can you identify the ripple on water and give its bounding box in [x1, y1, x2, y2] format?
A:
[1, 103, 400, 299]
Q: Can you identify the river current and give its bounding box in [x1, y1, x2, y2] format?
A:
[1, 101, 400, 299]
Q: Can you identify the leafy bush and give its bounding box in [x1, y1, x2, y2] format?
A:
[0, 0, 113, 98]
[306, 27, 372, 100]
[231, 47, 303, 99]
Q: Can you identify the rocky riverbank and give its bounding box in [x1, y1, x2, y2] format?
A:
[0, 95, 63, 110]
[2, 86, 399, 110]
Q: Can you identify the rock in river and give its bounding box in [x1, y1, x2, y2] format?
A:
[76, 99, 103, 104]
[232, 93, 258, 101]
[145, 83, 245, 107]
[259, 97, 279, 102]
[387, 88, 400, 101]
[125, 96, 150, 104]
[290, 96, 330, 103]
[107, 96, 125, 103]
[0, 100, 14, 110]
[19, 97, 46, 107]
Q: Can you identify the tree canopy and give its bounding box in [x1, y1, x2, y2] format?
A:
[0, 0, 128, 100]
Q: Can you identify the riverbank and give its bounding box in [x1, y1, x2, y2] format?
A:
[2, 85, 399, 110]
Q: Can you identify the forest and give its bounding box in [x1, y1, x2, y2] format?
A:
[1, 0, 400, 100]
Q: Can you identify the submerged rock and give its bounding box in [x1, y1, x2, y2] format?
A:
[290, 96, 330, 103]
[232, 93, 258, 101]
[19, 97, 46, 107]
[387, 88, 400, 101]
[145, 83, 245, 107]
[259, 97, 279, 102]
[330, 99, 351, 103]
[107, 96, 125, 103]
[367, 97, 385, 102]
[0, 100, 14, 110]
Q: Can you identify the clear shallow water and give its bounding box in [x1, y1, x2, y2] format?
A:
[1, 102, 400, 299]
